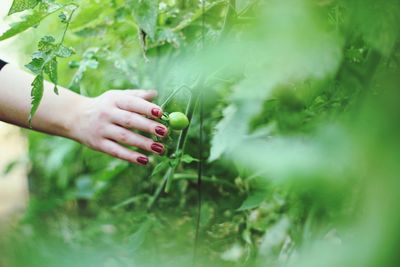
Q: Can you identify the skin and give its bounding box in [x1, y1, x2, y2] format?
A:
[0, 63, 168, 165]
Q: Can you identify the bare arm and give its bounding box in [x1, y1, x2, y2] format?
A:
[0, 64, 168, 165]
[0, 63, 85, 137]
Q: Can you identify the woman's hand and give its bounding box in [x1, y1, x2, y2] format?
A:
[0, 64, 167, 165]
[70, 89, 168, 166]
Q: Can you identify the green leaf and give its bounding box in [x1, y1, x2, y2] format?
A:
[210, 103, 254, 162]
[58, 12, 68, 23]
[8, 0, 39, 15]
[94, 160, 129, 181]
[237, 191, 267, 211]
[346, 0, 400, 55]
[151, 160, 169, 177]
[25, 57, 45, 75]
[130, 0, 158, 39]
[181, 154, 199, 164]
[69, 48, 99, 91]
[29, 74, 44, 127]
[26, 36, 55, 75]
[55, 45, 74, 58]
[74, 25, 107, 38]
[43, 58, 58, 94]
[38, 35, 56, 51]
[156, 28, 181, 47]
[128, 221, 152, 252]
[0, 5, 64, 41]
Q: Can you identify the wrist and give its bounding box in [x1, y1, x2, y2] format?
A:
[64, 93, 91, 143]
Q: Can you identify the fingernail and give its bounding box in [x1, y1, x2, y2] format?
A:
[137, 156, 149, 165]
[151, 143, 164, 154]
[155, 126, 167, 137]
[151, 108, 162, 118]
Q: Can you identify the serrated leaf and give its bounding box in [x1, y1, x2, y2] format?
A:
[29, 74, 44, 127]
[8, 0, 39, 15]
[38, 35, 56, 51]
[39, 35, 55, 44]
[25, 58, 45, 75]
[156, 28, 181, 47]
[130, 0, 158, 39]
[44, 58, 58, 94]
[69, 59, 99, 91]
[58, 12, 68, 23]
[55, 45, 74, 58]
[0, 5, 64, 41]
[69, 49, 99, 91]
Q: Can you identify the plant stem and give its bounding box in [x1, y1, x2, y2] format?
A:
[193, 1, 208, 263]
[164, 88, 197, 192]
[59, 7, 77, 45]
[147, 85, 200, 210]
[193, 91, 204, 262]
[173, 173, 236, 189]
[220, 0, 237, 40]
[160, 85, 192, 109]
[146, 168, 173, 210]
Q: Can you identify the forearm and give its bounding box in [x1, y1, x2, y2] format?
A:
[0, 63, 87, 140]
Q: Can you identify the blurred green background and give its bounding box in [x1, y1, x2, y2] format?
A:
[1, 0, 400, 266]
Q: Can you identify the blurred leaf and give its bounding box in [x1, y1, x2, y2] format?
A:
[128, 221, 152, 252]
[56, 45, 75, 58]
[233, 126, 354, 183]
[94, 160, 129, 181]
[151, 160, 169, 177]
[8, 0, 39, 15]
[129, 0, 158, 39]
[237, 191, 267, 211]
[0, 5, 64, 41]
[210, 104, 252, 162]
[209, 1, 342, 162]
[75, 175, 94, 199]
[345, 0, 400, 55]
[45, 140, 78, 175]
[69, 48, 99, 92]
[259, 217, 290, 256]
[181, 154, 199, 164]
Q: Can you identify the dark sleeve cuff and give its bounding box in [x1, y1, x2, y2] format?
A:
[0, 59, 8, 71]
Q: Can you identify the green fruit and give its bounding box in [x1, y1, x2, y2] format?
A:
[168, 112, 189, 130]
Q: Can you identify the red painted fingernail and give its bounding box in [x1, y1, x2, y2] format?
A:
[155, 126, 167, 137]
[151, 108, 162, 118]
[137, 156, 149, 165]
[151, 143, 164, 154]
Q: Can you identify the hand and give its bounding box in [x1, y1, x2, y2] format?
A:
[70, 89, 168, 165]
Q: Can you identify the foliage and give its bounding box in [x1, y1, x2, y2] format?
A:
[1, 0, 400, 267]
